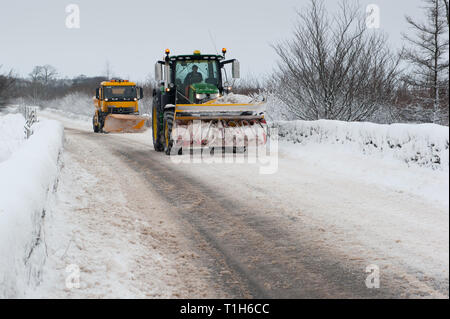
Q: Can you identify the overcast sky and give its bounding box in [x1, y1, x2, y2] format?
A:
[0, 0, 424, 81]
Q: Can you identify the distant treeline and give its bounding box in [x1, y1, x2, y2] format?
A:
[0, 64, 154, 114]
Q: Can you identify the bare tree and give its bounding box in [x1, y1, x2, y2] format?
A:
[443, 0, 449, 27]
[29, 66, 42, 82]
[39, 65, 58, 86]
[104, 61, 113, 80]
[0, 66, 16, 108]
[28, 66, 45, 103]
[402, 0, 449, 123]
[29, 65, 58, 85]
[28, 64, 58, 102]
[272, 0, 400, 121]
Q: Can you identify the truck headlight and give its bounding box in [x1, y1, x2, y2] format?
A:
[210, 93, 220, 99]
[196, 93, 207, 99]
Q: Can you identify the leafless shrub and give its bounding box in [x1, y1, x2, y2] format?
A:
[137, 75, 154, 115]
[0, 66, 16, 108]
[233, 75, 265, 96]
[271, 0, 401, 122]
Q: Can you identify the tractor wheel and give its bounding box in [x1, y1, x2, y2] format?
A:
[163, 111, 174, 155]
[163, 111, 182, 156]
[152, 103, 164, 152]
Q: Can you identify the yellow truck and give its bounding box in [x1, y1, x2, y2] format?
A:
[93, 79, 147, 133]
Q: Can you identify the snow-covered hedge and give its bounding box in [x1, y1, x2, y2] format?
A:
[0, 114, 64, 297]
[45, 92, 93, 116]
[270, 120, 449, 170]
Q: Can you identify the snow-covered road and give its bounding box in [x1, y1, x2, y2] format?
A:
[31, 112, 448, 298]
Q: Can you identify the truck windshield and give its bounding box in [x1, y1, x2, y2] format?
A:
[175, 60, 220, 90]
[103, 86, 137, 101]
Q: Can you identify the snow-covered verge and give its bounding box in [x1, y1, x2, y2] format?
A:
[0, 114, 26, 163]
[0, 114, 64, 298]
[270, 120, 449, 171]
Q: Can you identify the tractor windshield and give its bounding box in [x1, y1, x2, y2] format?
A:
[103, 86, 137, 101]
[175, 60, 220, 93]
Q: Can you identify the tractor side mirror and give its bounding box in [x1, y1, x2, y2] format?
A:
[155, 63, 162, 83]
[232, 60, 240, 79]
[138, 87, 144, 100]
[95, 88, 100, 99]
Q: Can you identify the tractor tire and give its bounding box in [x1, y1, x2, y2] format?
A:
[152, 103, 164, 152]
[163, 110, 174, 155]
[163, 110, 182, 156]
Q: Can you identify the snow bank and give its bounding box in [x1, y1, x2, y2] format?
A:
[270, 120, 449, 171]
[0, 114, 26, 163]
[0, 114, 64, 298]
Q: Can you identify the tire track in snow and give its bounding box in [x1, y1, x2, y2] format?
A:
[88, 133, 397, 298]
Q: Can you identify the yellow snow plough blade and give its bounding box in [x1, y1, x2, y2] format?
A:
[103, 114, 148, 133]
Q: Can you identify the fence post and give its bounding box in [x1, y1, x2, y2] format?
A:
[21, 106, 38, 139]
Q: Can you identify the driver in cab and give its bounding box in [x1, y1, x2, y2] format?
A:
[184, 65, 203, 86]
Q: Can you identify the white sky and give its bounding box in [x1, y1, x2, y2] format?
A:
[0, 0, 424, 81]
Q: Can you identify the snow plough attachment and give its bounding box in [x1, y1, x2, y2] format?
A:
[152, 49, 267, 155]
[168, 100, 267, 149]
[102, 114, 148, 133]
[93, 79, 147, 133]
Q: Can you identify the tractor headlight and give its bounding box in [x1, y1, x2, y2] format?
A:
[210, 93, 220, 99]
[196, 93, 207, 100]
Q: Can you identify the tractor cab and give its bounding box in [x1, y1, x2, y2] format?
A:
[155, 49, 240, 105]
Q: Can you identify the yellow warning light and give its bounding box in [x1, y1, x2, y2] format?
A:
[165, 49, 170, 54]
[193, 50, 201, 55]
[222, 48, 227, 54]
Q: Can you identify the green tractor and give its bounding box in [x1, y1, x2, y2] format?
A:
[152, 48, 266, 155]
